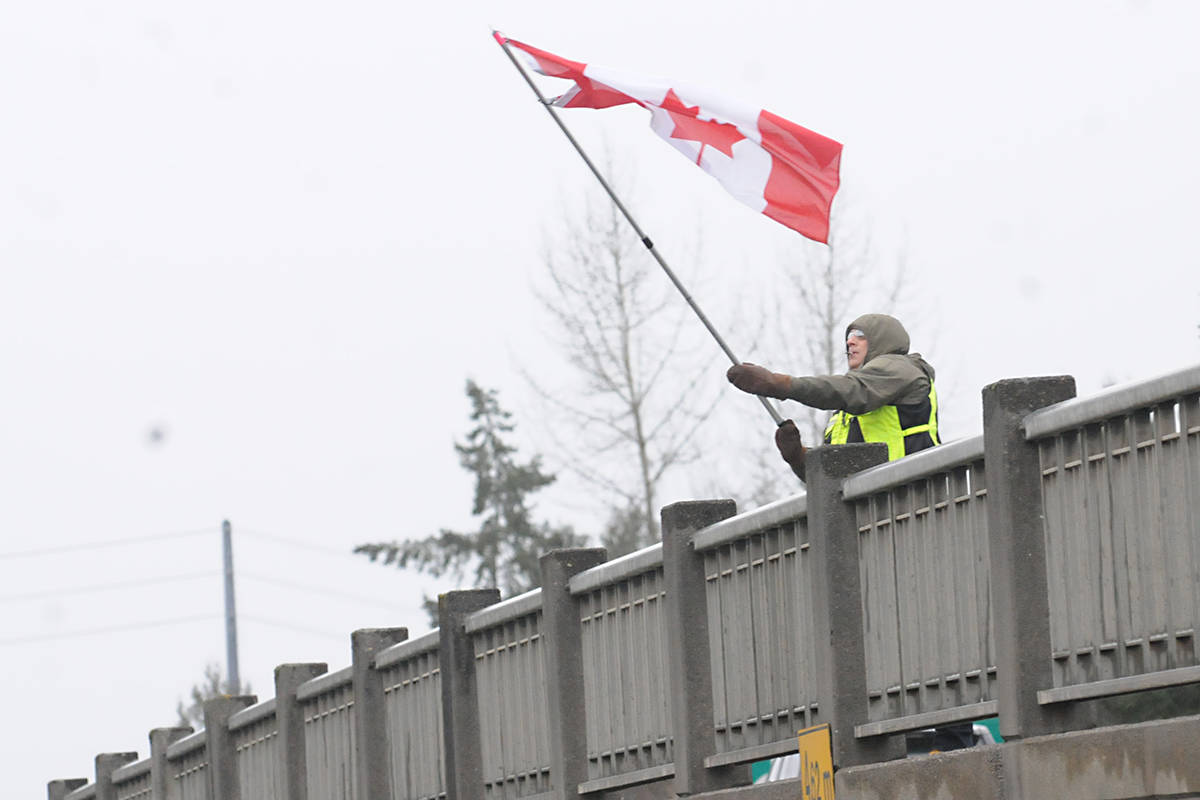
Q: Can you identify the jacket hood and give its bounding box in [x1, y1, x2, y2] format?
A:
[846, 313, 937, 381]
[847, 313, 909, 362]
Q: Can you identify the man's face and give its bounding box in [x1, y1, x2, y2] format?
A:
[846, 330, 868, 370]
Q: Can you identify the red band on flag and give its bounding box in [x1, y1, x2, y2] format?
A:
[504, 36, 636, 109]
[758, 110, 842, 244]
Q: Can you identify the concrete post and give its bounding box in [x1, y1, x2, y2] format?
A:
[47, 779, 88, 800]
[352, 628, 408, 800]
[806, 443, 905, 768]
[539, 548, 608, 800]
[94, 752, 137, 800]
[275, 662, 328, 800]
[202, 694, 256, 800]
[661, 499, 748, 795]
[148, 727, 191, 799]
[439, 588, 501, 800]
[982, 375, 1083, 740]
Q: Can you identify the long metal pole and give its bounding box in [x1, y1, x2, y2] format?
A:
[494, 33, 785, 427]
[222, 519, 240, 691]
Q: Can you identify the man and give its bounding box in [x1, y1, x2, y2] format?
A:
[726, 313, 939, 480]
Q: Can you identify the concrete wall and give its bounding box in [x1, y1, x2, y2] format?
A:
[838, 714, 1200, 800]
[687, 715, 1200, 800]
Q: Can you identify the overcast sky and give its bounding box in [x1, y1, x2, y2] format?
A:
[3, 1, 1198, 794]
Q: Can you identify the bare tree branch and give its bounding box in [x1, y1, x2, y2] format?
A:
[524, 159, 726, 554]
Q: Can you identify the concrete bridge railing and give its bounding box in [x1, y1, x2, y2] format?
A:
[1031, 368, 1200, 703]
[845, 434, 995, 737]
[50, 364, 1200, 800]
[377, 631, 443, 800]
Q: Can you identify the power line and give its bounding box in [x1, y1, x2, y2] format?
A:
[0, 615, 217, 646]
[241, 614, 346, 641]
[0, 527, 215, 561]
[0, 526, 367, 561]
[0, 571, 218, 604]
[237, 529, 355, 557]
[0, 570, 395, 609]
[240, 572, 397, 609]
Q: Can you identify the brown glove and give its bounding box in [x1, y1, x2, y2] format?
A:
[726, 363, 792, 399]
[774, 419, 807, 481]
[774, 419, 806, 465]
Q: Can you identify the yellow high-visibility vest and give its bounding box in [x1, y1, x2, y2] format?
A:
[823, 382, 939, 461]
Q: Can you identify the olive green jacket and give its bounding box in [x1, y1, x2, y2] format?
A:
[784, 313, 935, 413]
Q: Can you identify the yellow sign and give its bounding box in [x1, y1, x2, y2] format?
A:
[796, 723, 835, 799]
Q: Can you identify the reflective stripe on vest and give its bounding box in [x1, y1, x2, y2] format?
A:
[823, 382, 940, 461]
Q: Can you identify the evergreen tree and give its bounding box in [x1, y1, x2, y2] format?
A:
[355, 381, 582, 619]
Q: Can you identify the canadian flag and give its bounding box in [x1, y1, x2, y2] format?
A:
[497, 33, 842, 244]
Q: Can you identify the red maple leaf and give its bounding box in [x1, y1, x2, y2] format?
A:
[658, 89, 745, 163]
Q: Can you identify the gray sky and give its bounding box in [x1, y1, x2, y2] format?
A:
[3, 1, 1198, 793]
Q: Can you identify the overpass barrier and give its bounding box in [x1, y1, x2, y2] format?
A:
[230, 698, 280, 799]
[51, 365, 1200, 800]
[298, 667, 356, 799]
[465, 589, 550, 800]
[1028, 365, 1200, 704]
[166, 730, 207, 800]
[377, 632, 444, 800]
[844, 435, 996, 738]
[111, 758, 150, 800]
[693, 492, 819, 765]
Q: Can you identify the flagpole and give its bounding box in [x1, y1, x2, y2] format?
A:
[494, 32, 785, 427]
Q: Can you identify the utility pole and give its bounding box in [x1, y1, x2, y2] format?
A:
[222, 519, 240, 691]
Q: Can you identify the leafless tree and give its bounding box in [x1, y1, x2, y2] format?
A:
[775, 213, 909, 444]
[526, 165, 724, 555]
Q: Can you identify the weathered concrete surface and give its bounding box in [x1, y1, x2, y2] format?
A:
[541, 548, 608, 800]
[662, 500, 746, 795]
[1000, 714, 1200, 800]
[682, 716, 1200, 800]
[835, 715, 1200, 799]
[692, 777, 812, 800]
[982, 375, 1085, 741]
[836, 746, 1007, 800]
[594, 776, 675, 800]
[274, 662, 327, 800]
[352, 627, 408, 800]
[439, 588, 501, 800]
[148, 727, 191, 800]
[202, 695, 256, 800]
[805, 443, 903, 768]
